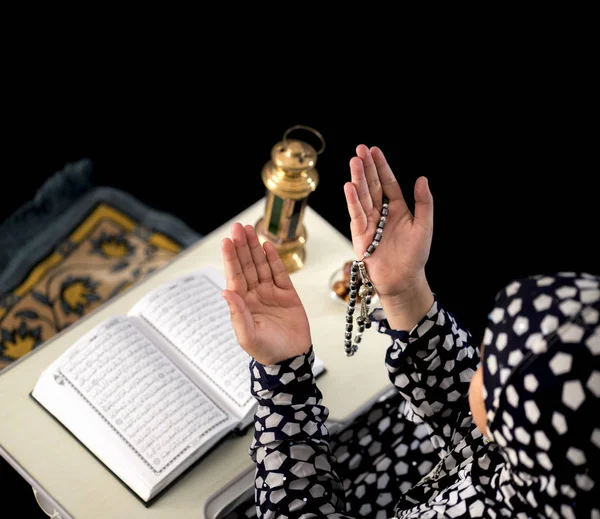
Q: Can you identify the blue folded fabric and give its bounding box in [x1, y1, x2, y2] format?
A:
[0, 158, 203, 368]
[0, 159, 202, 295]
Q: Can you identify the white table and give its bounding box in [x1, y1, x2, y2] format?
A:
[0, 198, 393, 518]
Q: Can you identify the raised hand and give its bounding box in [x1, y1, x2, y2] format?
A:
[221, 223, 312, 365]
[344, 145, 435, 331]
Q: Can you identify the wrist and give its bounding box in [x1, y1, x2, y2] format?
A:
[255, 343, 312, 368]
[251, 346, 316, 399]
[377, 273, 434, 331]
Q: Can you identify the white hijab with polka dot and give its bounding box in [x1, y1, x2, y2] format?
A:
[482, 272, 599, 518]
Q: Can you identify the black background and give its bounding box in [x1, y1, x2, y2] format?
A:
[1, 81, 596, 516]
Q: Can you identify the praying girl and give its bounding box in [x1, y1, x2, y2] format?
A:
[220, 145, 599, 518]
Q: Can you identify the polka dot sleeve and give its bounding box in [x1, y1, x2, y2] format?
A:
[248, 346, 352, 518]
[372, 297, 480, 456]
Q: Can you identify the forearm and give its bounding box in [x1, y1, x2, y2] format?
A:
[372, 297, 480, 454]
[377, 271, 434, 332]
[249, 347, 351, 518]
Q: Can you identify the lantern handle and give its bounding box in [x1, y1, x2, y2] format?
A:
[282, 125, 326, 155]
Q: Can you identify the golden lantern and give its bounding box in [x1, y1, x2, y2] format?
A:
[255, 125, 324, 273]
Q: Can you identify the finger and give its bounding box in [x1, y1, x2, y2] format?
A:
[244, 224, 272, 283]
[221, 289, 255, 349]
[370, 146, 406, 207]
[344, 182, 368, 235]
[231, 223, 259, 290]
[263, 241, 293, 290]
[221, 238, 247, 294]
[413, 176, 434, 233]
[356, 144, 383, 211]
[350, 156, 373, 213]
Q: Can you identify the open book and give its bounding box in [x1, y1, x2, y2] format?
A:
[31, 267, 325, 505]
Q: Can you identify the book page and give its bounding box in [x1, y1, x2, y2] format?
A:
[52, 316, 230, 475]
[129, 270, 254, 411]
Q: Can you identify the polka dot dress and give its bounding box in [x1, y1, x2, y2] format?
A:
[225, 273, 599, 518]
[226, 391, 438, 519]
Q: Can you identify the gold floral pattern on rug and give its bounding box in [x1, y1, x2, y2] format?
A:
[0, 203, 184, 369]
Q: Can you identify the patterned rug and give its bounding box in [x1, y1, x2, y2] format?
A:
[0, 159, 202, 370]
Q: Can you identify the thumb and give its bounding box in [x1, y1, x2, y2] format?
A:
[413, 176, 434, 233]
[221, 289, 255, 350]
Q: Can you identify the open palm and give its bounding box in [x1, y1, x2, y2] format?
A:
[221, 223, 311, 366]
[344, 145, 434, 301]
